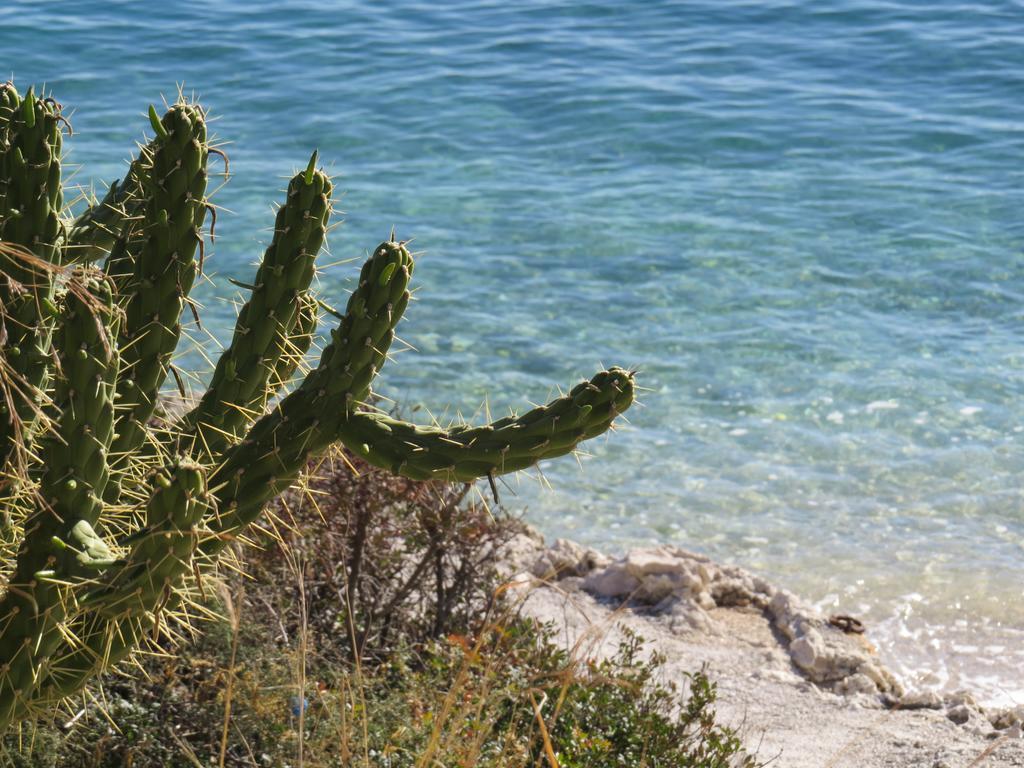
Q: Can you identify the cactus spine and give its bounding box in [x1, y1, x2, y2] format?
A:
[0, 83, 636, 731]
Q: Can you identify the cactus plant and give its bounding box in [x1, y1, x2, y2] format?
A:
[0, 82, 635, 731]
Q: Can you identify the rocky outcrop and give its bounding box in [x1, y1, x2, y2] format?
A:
[529, 542, 903, 696]
[500, 534, 1024, 763]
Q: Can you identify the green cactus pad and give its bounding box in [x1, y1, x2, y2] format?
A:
[0, 84, 65, 266]
[36, 271, 120, 537]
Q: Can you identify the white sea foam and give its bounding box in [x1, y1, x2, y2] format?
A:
[866, 400, 900, 413]
[870, 601, 1024, 707]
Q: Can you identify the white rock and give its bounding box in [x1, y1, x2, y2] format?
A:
[838, 673, 879, 696]
[522, 535, 904, 698]
[859, 662, 899, 694]
[944, 690, 978, 710]
[583, 565, 639, 598]
[496, 531, 545, 577]
[559, 576, 585, 592]
[531, 538, 587, 578]
[530, 538, 611, 581]
[848, 692, 886, 710]
[665, 598, 715, 633]
[759, 668, 803, 685]
[582, 548, 612, 573]
[506, 571, 534, 592]
[695, 590, 717, 610]
[790, 630, 826, 672]
[623, 548, 683, 574]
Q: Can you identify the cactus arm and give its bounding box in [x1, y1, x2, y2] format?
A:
[177, 159, 331, 456]
[0, 82, 21, 215]
[337, 368, 635, 481]
[66, 174, 143, 264]
[0, 84, 67, 466]
[67, 111, 191, 264]
[0, 81, 18, 156]
[0, 270, 119, 727]
[36, 272, 120, 556]
[106, 103, 209, 465]
[200, 241, 413, 552]
[0, 85, 65, 266]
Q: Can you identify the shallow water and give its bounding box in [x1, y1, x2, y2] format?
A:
[3, 0, 1022, 704]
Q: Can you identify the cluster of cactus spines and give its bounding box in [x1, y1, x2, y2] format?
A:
[14, 463, 213, 715]
[84, 459, 210, 617]
[267, 290, 319, 397]
[0, 81, 636, 731]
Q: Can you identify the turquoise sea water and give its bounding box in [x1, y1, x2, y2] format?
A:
[4, 1, 1022, 702]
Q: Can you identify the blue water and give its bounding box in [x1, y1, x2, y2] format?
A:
[4, 1, 1023, 701]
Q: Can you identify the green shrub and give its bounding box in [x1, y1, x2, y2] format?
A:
[7, 620, 749, 768]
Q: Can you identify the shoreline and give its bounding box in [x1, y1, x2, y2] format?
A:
[499, 529, 1024, 767]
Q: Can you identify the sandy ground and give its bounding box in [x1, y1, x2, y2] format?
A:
[502, 534, 1024, 768]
